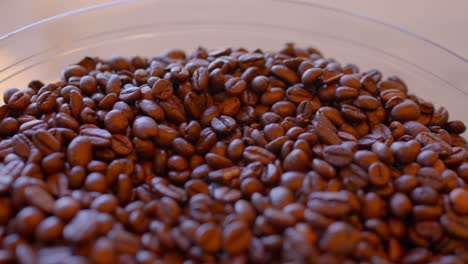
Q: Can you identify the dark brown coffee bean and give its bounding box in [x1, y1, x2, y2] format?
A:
[225, 77, 247, 95]
[416, 167, 444, 191]
[15, 206, 46, 237]
[353, 95, 380, 110]
[391, 140, 421, 164]
[132, 116, 158, 139]
[222, 221, 253, 255]
[323, 145, 353, 167]
[358, 192, 384, 219]
[55, 112, 80, 131]
[308, 191, 355, 218]
[84, 172, 107, 193]
[391, 100, 421, 121]
[251, 75, 269, 93]
[63, 209, 98, 243]
[368, 162, 391, 186]
[319, 221, 360, 256]
[36, 91, 58, 113]
[23, 186, 55, 213]
[32, 130, 61, 155]
[105, 74, 121, 95]
[160, 96, 187, 124]
[243, 146, 275, 165]
[110, 134, 133, 156]
[449, 188, 468, 215]
[271, 65, 299, 84]
[212, 186, 242, 203]
[440, 213, 468, 239]
[195, 223, 222, 252]
[238, 53, 265, 70]
[8, 91, 31, 111]
[301, 68, 322, 85]
[35, 216, 64, 242]
[286, 85, 313, 104]
[67, 136, 92, 167]
[53, 197, 80, 221]
[211, 115, 237, 134]
[103, 109, 128, 134]
[390, 193, 412, 218]
[80, 127, 112, 148]
[283, 149, 309, 172]
[189, 67, 208, 92]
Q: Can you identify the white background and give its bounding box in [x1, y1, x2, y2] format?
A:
[1, 0, 467, 58]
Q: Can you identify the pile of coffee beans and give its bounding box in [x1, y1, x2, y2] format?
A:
[0, 43, 467, 263]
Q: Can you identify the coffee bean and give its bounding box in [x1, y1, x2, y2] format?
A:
[390, 100, 421, 121]
[286, 84, 313, 104]
[132, 116, 158, 139]
[195, 223, 222, 252]
[32, 130, 61, 155]
[319, 221, 360, 256]
[353, 95, 380, 110]
[15, 206, 46, 237]
[111, 134, 133, 156]
[283, 149, 309, 171]
[211, 115, 237, 134]
[243, 146, 275, 165]
[308, 191, 355, 218]
[8, 91, 31, 111]
[301, 68, 322, 85]
[225, 77, 247, 95]
[53, 197, 80, 221]
[35, 216, 64, 242]
[390, 193, 412, 218]
[238, 53, 265, 70]
[368, 162, 391, 186]
[80, 127, 112, 148]
[323, 145, 353, 167]
[271, 65, 299, 84]
[104, 110, 128, 134]
[222, 221, 253, 255]
[391, 140, 421, 164]
[67, 136, 92, 167]
[449, 188, 468, 215]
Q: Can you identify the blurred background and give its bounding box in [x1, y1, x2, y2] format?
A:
[1, 0, 467, 58]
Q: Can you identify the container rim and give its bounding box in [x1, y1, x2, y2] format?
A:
[1, 0, 466, 64]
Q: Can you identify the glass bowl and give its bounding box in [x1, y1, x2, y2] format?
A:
[1, 0, 467, 128]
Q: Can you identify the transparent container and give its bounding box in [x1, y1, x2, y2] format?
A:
[1, 0, 467, 127]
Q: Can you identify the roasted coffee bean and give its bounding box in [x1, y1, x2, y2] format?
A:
[225, 77, 247, 95]
[286, 84, 313, 104]
[132, 116, 158, 139]
[195, 223, 222, 252]
[308, 191, 355, 218]
[368, 162, 391, 186]
[271, 65, 299, 84]
[319, 221, 360, 256]
[67, 136, 92, 167]
[15, 206, 46, 237]
[323, 145, 353, 167]
[283, 149, 309, 171]
[449, 188, 468, 215]
[211, 115, 237, 134]
[53, 197, 80, 221]
[35, 216, 64, 242]
[390, 193, 412, 218]
[222, 221, 253, 255]
[301, 68, 322, 85]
